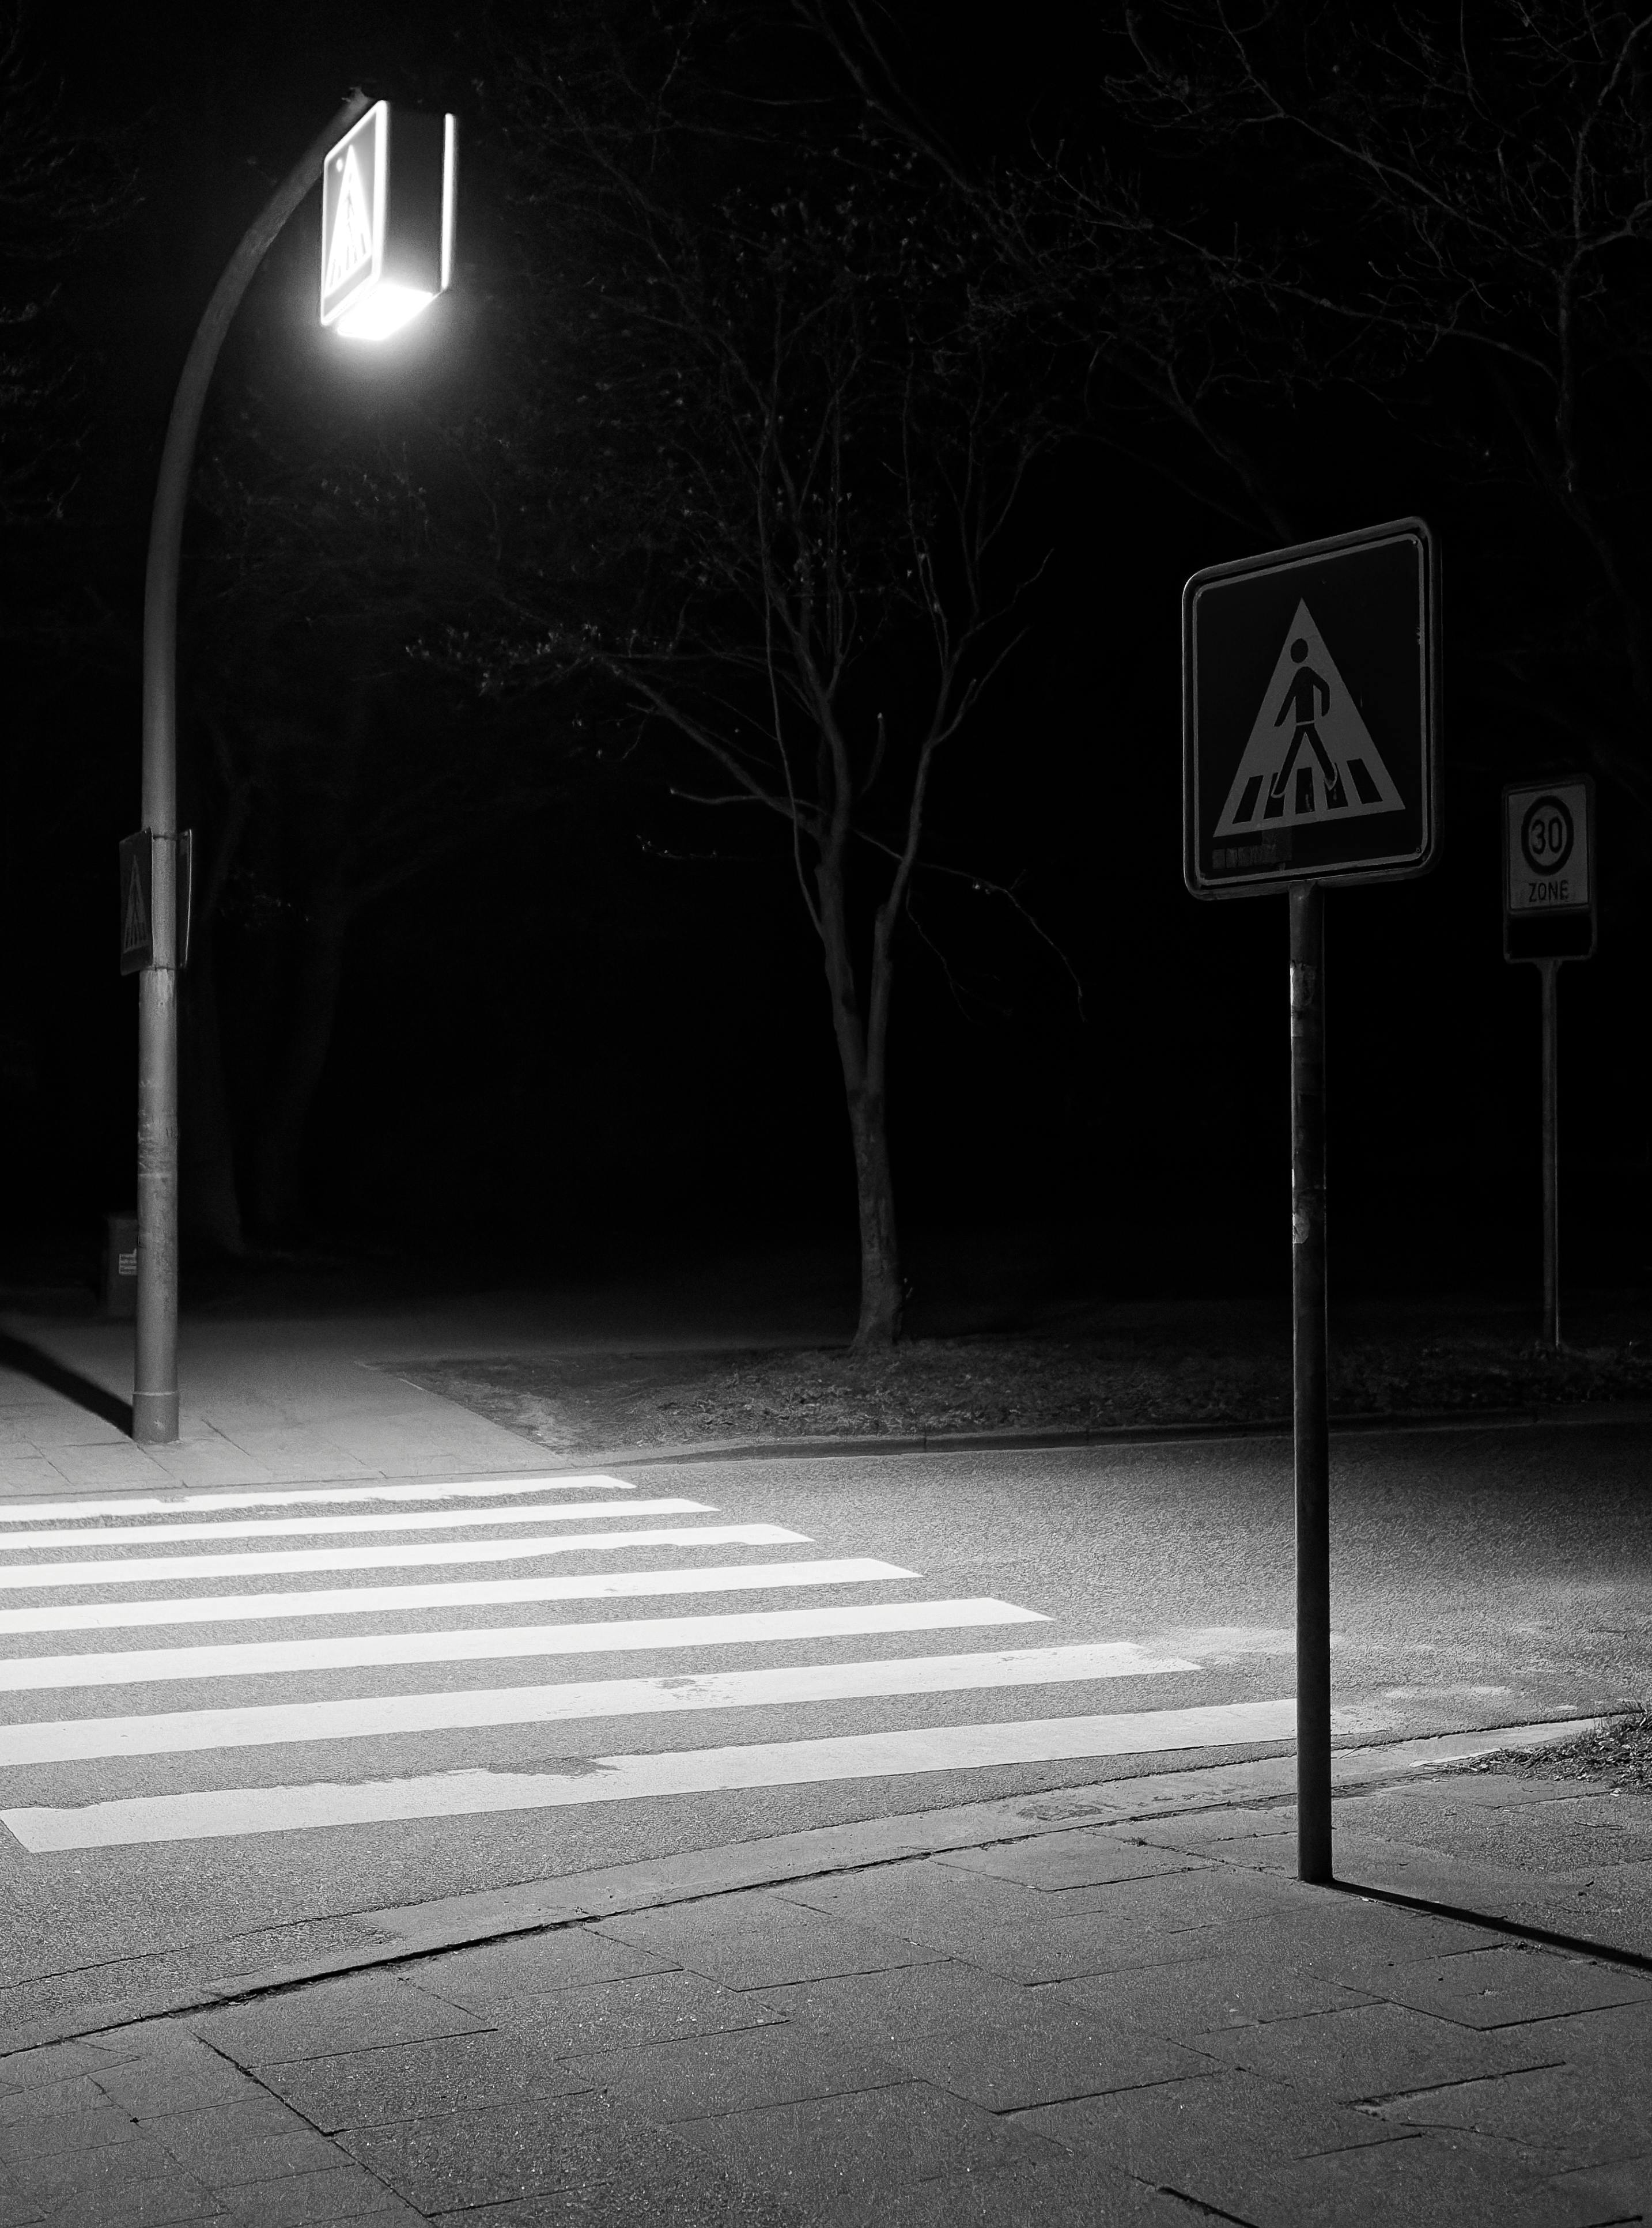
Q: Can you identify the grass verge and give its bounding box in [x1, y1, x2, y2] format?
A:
[399, 1304, 1652, 1458]
[1448, 1712, 1652, 1794]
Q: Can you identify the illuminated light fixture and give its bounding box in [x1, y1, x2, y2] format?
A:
[335, 283, 434, 341]
[320, 101, 456, 341]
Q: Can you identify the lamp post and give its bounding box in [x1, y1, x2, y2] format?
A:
[133, 92, 455, 1443]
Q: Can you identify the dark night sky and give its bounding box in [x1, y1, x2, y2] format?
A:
[6, 2, 1646, 1308]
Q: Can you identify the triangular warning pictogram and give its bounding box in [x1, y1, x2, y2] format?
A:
[1215, 599, 1405, 836]
[324, 143, 375, 296]
[122, 854, 148, 955]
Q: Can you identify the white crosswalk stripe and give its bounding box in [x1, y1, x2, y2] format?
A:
[0, 1599, 1050, 1690]
[0, 1477, 1291, 1852]
[0, 1477, 638, 1520]
[0, 1498, 705, 1547]
[5, 1706, 1298, 1849]
[0, 1523, 809, 1590]
[0, 1559, 917, 1636]
[0, 1646, 1204, 1765]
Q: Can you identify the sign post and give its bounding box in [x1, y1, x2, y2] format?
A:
[1503, 778, 1595, 1348]
[1184, 518, 1439, 1884]
[1288, 876, 1330, 1882]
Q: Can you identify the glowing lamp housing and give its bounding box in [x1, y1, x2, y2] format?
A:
[320, 101, 456, 340]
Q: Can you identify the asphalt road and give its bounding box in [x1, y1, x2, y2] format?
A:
[2, 1417, 1648, 2040]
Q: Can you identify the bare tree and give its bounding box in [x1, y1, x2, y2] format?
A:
[1029, 2, 1652, 805]
[0, 7, 127, 1179]
[0, 5, 122, 529]
[471, 4, 1062, 1346]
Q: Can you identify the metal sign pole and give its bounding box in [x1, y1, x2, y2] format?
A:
[1540, 958, 1560, 1349]
[1182, 520, 1438, 1890]
[1290, 879, 1332, 1884]
[1500, 778, 1592, 1355]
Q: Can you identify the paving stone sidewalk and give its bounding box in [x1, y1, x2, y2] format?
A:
[0, 1314, 568, 1496]
[3, 1758, 1648, 2228]
[0, 1270, 865, 1498]
[3, 1303, 1647, 2219]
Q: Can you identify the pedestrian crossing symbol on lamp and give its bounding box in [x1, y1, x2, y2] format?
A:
[319, 101, 456, 342]
[1215, 600, 1404, 836]
[323, 143, 375, 300]
[122, 852, 148, 959]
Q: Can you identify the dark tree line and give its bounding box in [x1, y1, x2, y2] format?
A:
[0, 6, 120, 534]
[40, 0, 1652, 1315]
[1011, 1, 1652, 824]
[1, 6, 125, 1154]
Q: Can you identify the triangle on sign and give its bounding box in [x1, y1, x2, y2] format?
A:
[1214, 599, 1404, 837]
[123, 854, 148, 954]
[324, 143, 375, 296]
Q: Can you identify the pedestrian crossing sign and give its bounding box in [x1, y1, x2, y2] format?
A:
[320, 102, 456, 339]
[119, 831, 152, 975]
[1214, 600, 1405, 835]
[1184, 519, 1438, 896]
[320, 104, 386, 328]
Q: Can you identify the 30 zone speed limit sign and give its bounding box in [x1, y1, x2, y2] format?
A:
[1504, 774, 1594, 963]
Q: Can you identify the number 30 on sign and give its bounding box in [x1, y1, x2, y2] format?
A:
[1503, 774, 1595, 964]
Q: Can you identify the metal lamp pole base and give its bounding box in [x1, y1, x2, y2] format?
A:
[130, 91, 370, 1445]
[134, 835, 179, 1444]
[134, 961, 179, 1446]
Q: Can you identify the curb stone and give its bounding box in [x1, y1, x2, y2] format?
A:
[490, 1398, 1652, 1470]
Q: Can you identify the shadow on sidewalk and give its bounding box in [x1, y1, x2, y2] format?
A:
[1334, 1875, 1652, 1972]
[0, 1331, 134, 1439]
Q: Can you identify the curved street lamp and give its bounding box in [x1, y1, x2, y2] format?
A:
[132, 93, 456, 1444]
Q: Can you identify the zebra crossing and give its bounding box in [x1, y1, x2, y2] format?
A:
[0, 1474, 1295, 1853]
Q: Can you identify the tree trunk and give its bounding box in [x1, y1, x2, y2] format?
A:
[249, 899, 348, 1236]
[845, 1076, 902, 1347]
[817, 854, 903, 1348]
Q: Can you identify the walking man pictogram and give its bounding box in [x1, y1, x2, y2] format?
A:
[1267, 638, 1347, 816]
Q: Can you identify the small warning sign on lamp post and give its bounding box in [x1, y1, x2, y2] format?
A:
[118, 830, 192, 977]
[119, 832, 152, 975]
